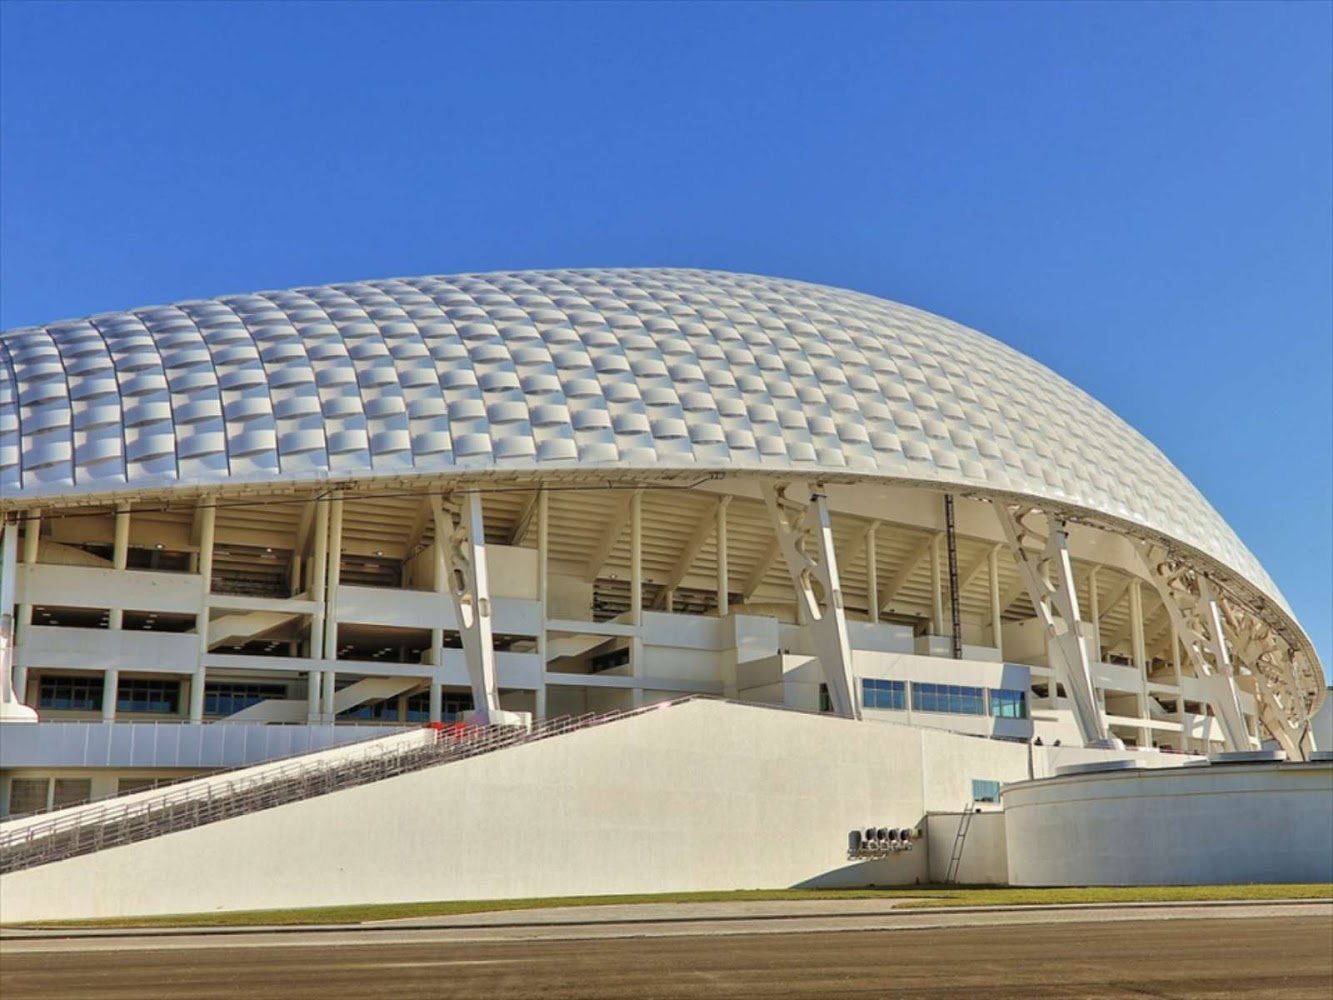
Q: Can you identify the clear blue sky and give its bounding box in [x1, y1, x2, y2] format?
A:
[2, 1, 1330, 669]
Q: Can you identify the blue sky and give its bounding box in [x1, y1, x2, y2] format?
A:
[2, 1, 1330, 668]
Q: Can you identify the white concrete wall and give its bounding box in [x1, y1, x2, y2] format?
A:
[1308, 688, 1332, 751]
[926, 810, 1007, 885]
[19, 628, 198, 674]
[1004, 761, 1333, 886]
[17, 564, 203, 614]
[0, 700, 1047, 922]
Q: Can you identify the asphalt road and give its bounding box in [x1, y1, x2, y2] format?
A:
[4, 915, 1331, 1000]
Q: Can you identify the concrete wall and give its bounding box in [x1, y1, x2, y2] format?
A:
[1312, 689, 1332, 751]
[0, 700, 1048, 922]
[1004, 761, 1333, 886]
[926, 810, 1008, 885]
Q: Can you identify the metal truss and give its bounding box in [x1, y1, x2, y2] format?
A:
[996, 506, 1121, 750]
[762, 482, 860, 721]
[1134, 543, 1252, 753]
[1217, 592, 1321, 760]
[431, 492, 501, 723]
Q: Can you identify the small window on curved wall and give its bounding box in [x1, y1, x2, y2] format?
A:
[971, 779, 1002, 803]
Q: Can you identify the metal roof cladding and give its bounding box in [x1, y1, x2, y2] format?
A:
[0, 268, 1294, 626]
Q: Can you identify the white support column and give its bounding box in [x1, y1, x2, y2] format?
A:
[1134, 543, 1250, 753]
[109, 503, 130, 631]
[101, 668, 118, 722]
[432, 492, 503, 724]
[929, 536, 944, 636]
[307, 499, 329, 724]
[0, 517, 38, 721]
[1087, 566, 1102, 662]
[715, 495, 731, 616]
[12, 509, 40, 705]
[630, 491, 644, 626]
[865, 524, 879, 625]
[762, 482, 860, 721]
[1129, 580, 1146, 672]
[1129, 579, 1150, 745]
[991, 549, 1002, 658]
[189, 498, 216, 723]
[101, 503, 132, 723]
[321, 496, 342, 721]
[1197, 579, 1250, 752]
[988, 545, 1003, 656]
[630, 490, 644, 709]
[429, 506, 447, 725]
[1170, 622, 1187, 743]
[535, 489, 549, 720]
[997, 506, 1119, 750]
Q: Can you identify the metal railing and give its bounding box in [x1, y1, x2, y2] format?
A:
[0, 696, 695, 874]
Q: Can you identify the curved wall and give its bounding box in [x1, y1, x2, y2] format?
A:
[1003, 762, 1333, 886]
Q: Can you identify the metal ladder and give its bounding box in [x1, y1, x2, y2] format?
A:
[944, 801, 975, 884]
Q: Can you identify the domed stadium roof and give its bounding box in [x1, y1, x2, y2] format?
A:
[0, 269, 1301, 636]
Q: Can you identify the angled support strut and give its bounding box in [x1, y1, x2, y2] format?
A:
[1134, 543, 1251, 753]
[996, 506, 1120, 750]
[432, 492, 501, 724]
[763, 482, 860, 720]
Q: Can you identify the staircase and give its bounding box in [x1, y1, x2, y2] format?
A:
[0, 698, 689, 875]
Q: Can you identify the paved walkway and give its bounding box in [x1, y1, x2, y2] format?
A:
[3, 898, 1328, 951]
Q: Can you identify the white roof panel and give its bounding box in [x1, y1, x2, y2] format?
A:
[0, 268, 1292, 619]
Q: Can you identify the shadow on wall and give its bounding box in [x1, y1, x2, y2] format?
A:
[790, 814, 932, 888]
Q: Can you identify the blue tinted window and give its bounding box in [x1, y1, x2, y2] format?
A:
[405, 691, 474, 722]
[989, 689, 1027, 718]
[38, 675, 104, 711]
[116, 678, 180, 714]
[204, 682, 286, 716]
[861, 678, 906, 710]
[911, 682, 985, 715]
[972, 779, 1002, 802]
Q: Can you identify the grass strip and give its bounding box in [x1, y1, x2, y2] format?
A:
[11, 883, 1331, 929]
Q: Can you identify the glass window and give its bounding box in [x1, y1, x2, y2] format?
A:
[971, 779, 1002, 803]
[8, 778, 49, 815]
[405, 691, 474, 723]
[338, 697, 404, 721]
[989, 688, 1028, 719]
[38, 675, 104, 711]
[204, 682, 287, 716]
[52, 778, 91, 809]
[116, 678, 180, 714]
[861, 678, 907, 711]
[911, 682, 985, 715]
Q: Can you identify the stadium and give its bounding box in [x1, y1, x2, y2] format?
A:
[0, 268, 1328, 920]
